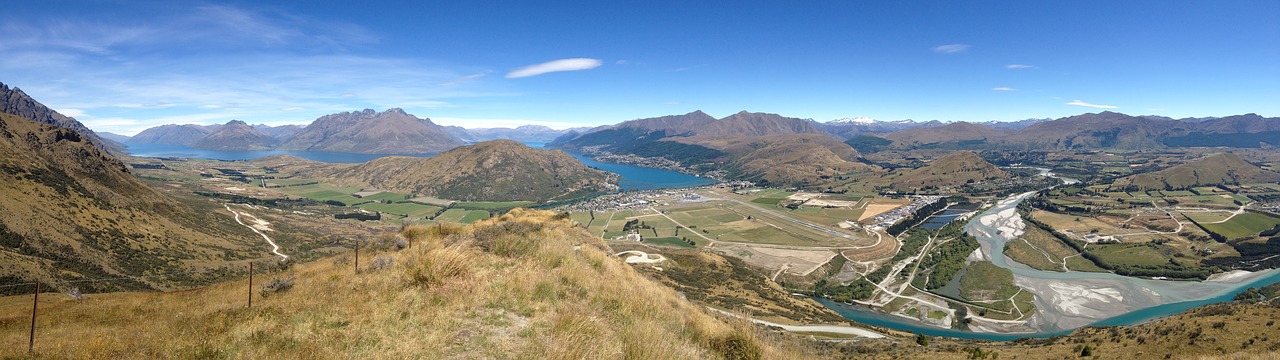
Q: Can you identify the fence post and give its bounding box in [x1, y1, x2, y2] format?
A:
[354, 240, 360, 274]
[248, 262, 254, 308]
[29, 282, 39, 355]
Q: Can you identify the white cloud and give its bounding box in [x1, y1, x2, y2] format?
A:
[506, 58, 602, 78]
[58, 108, 87, 118]
[992, 87, 1017, 91]
[439, 73, 486, 86]
[1065, 100, 1118, 109]
[932, 44, 970, 54]
[281, 107, 303, 111]
[1006, 64, 1035, 69]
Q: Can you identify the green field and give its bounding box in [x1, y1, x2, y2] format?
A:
[959, 261, 1018, 302]
[356, 202, 442, 217]
[454, 201, 536, 210]
[1201, 213, 1280, 240]
[435, 209, 492, 224]
[276, 184, 365, 205]
[265, 178, 320, 186]
[1089, 243, 1171, 267]
[360, 192, 411, 202]
[641, 236, 696, 248]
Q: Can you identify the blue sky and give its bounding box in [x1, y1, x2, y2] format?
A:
[2, 1, 1277, 134]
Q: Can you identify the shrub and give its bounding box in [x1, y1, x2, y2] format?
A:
[473, 220, 545, 257]
[406, 244, 472, 287]
[369, 256, 394, 272]
[259, 277, 294, 298]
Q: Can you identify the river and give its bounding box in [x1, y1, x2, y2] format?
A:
[822, 168, 1280, 339]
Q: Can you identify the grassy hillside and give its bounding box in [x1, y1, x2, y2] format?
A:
[0, 209, 805, 358]
[883, 122, 1004, 147]
[1112, 152, 1280, 190]
[0, 113, 265, 293]
[314, 140, 618, 202]
[678, 134, 867, 187]
[886, 151, 1010, 190]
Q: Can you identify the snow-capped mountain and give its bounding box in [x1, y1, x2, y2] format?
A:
[828, 117, 877, 124]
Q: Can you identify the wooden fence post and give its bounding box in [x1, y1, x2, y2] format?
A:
[29, 282, 39, 355]
[248, 262, 254, 308]
[354, 240, 360, 274]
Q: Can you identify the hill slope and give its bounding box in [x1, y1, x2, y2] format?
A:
[0, 210, 804, 358]
[127, 124, 216, 146]
[314, 140, 617, 201]
[887, 151, 1010, 190]
[279, 108, 463, 154]
[1002, 111, 1186, 150]
[0, 82, 124, 154]
[0, 112, 260, 293]
[695, 111, 824, 137]
[1111, 152, 1280, 190]
[883, 122, 1004, 147]
[678, 134, 866, 187]
[193, 120, 279, 151]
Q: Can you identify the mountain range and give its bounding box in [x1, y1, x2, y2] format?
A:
[0, 91, 261, 292]
[1, 82, 125, 154]
[1110, 152, 1280, 191]
[306, 140, 617, 201]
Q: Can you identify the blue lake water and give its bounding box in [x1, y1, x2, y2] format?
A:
[566, 153, 716, 191]
[124, 143, 716, 191]
[123, 143, 430, 163]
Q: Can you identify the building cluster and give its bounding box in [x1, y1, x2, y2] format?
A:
[560, 188, 706, 213]
[868, 195, 942, 230]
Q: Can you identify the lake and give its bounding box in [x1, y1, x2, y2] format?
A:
[123, 143, 715, 191]
[123, 143, 430, 163]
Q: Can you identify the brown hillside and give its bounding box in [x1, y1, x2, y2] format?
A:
[192, 120, 278, 151]
[313, 140, 617, 201]
[0, 82, 123, 154]
[1003, 111, 1187, 150]
[614, 110, 718, 133]
[694, 111, 825, 137]
[1112, 152, 1280, 190]
[0, 210, 808, 358]
[678, 134, 867, 187]
[127, 124, 216, 146]
[887, 151, 1010, 190]
[883, 122, 1004, 146]
[279, 108, 463, 154]
[0, 113, 261, 292]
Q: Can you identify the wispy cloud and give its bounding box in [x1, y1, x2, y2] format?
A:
[1005, 64, 1035, 69]
[439, 72, 486, 86]
[992, 87, 1017, 91]
[932, 43, 970, 54]
[1065, 100, 1118, 109]
[1, 4, 510, 135]
[506, 58, 602, 78]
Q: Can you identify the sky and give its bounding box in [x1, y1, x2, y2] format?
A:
[2, 1, 1277, 135]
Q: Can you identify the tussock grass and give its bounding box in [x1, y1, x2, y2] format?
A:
[0, 208, 792, 359]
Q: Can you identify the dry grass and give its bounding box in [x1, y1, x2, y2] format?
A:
[0, 208, 797, 359]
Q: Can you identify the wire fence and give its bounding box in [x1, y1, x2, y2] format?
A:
[0, 244, 373, 357]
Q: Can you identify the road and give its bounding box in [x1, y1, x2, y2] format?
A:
[225, 204, 289, 259]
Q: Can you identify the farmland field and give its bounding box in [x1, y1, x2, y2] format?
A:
[1088, 243, 1171, 267]
[435, 209, 491, 224]
[455, 201, 536, 210]
[1201, 213, 1280, 240]
[356, 202, 442, 217]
